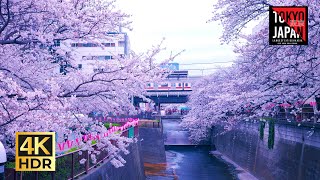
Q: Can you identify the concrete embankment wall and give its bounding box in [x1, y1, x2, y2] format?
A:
[139, 127, 166, 163]
[80, 141, 145, 180]
[212, 122, 320, 180]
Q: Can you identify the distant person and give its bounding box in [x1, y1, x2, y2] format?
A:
[296, 114, 302, 122]
[64, 134, 68, 142]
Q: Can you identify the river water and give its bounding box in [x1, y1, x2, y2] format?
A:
[145, 145, 235, 180]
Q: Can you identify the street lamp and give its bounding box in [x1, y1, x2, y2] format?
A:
[0, 141, 7, 180]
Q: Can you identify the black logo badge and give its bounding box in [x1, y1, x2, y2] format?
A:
[269, 6, 308, 45]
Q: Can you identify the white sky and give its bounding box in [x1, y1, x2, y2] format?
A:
[116, 0, 237, 76]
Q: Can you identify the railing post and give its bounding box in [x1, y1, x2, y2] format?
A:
[85, 151, 89, 174]
[160, 117, 163, 133]
[134, 125, 138, 137]
[51, 171, 55, 180]
[14, 170, 17, 180]
[71, 153, 74, 179]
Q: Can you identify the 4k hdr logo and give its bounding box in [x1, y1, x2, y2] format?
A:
[16, 132, 55, 171]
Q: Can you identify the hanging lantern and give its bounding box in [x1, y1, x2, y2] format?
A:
[310, 101, 317, 106]
[67, 140, 73, 148]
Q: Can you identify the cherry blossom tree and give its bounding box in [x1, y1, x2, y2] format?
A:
[182, 0, 320, 142]
[0, 0, 175, 164]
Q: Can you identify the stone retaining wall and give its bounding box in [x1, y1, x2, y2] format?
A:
[212, 122, 320, 180]
[79, 141, 145, 180]
[139, 127, 166, 164]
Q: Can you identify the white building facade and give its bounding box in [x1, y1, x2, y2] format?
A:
[58, 32, 129, 74]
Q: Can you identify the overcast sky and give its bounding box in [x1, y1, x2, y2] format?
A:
[116, 0, 237, 76]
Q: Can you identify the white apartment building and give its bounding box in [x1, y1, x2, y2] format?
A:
[57, 32, 130, 74]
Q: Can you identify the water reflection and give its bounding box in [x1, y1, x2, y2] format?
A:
[146, 146, 235, 180]
[162, 119, 192, 145]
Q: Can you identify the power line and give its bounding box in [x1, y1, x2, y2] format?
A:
[179, 61, 234, 65]
[181, 67, 221, 71]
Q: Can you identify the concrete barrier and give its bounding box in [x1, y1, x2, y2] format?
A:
[139, 128, 166, 164]
[212, 122, 320, 180]
[79, 141, 145, 180]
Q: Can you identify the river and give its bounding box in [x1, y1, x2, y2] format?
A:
[145, 145, 235, 180]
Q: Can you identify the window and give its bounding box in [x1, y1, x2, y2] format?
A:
[54, 40, 61, 47]
[60, 64, 70, 75]
[78, 64, 82, 69]
[71, 43, 99, 47]
[160, 83, 169, 87]
[82, 56, 113, 60]
[118, 41, 125, 47]
[101, 43, 116, 47]
[87, 43, 98, 47]
[105, 56, 112, 60]
[94, 68, 104, 72]
[91, 43, 95, 47]
[59, 66, 64, 73]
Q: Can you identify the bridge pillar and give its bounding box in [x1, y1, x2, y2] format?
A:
[154, 103, 161, 112]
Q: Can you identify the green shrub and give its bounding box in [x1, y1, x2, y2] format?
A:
[91, 140, 97, 145]
[104, 123, 121, 129]
[268, 119, 275, 149]
[5, 153, 81, 179]
[67, 147, 78, 153]
[55, 157, 71, 179]
[259, 121, 266, 140]
[261, 117, 273, 121]
[5, 162, 33, 175]
[5, 162, 15, 168]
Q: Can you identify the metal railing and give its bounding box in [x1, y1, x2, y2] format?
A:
[138, 120, 161, 128]
[260, 112, 320, 128]
[273, 112, 317, 121]
[5, 126, 139, 180]
[92, 113, 159, 121]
